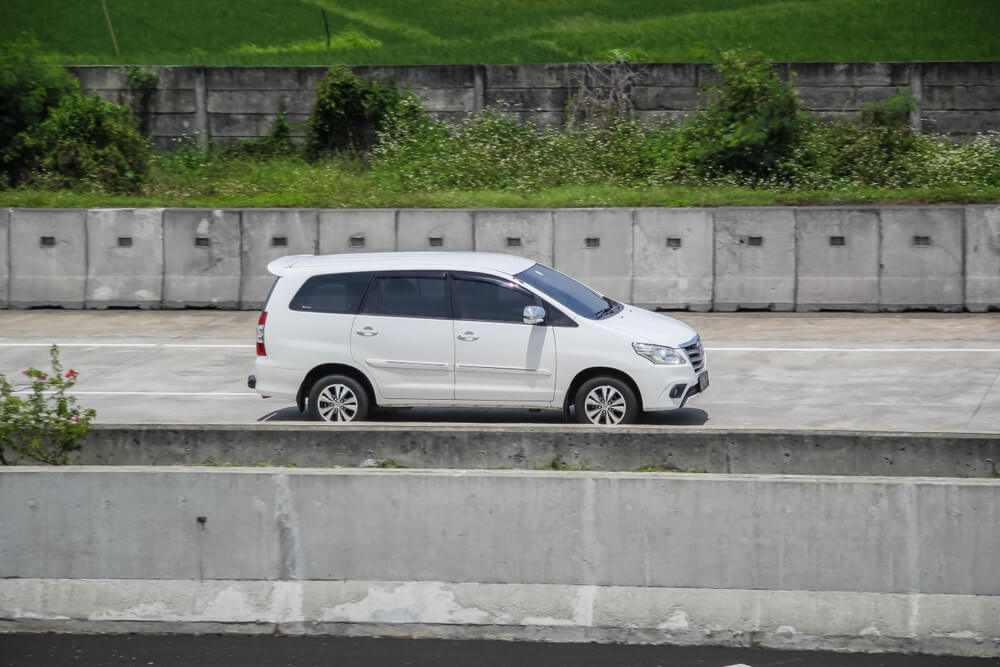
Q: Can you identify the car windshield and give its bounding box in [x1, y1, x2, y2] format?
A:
[514, 263, 621, 319]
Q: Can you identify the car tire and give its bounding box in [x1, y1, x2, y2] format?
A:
[308, 375, 370, 423]
[574, 376, 639, 425]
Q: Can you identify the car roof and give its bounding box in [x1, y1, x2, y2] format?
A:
[267, 251, 538, 277]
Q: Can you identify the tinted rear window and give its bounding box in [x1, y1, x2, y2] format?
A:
[289, 272, 372, 314]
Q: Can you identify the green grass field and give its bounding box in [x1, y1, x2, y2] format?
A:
[5, 0, 998, 65]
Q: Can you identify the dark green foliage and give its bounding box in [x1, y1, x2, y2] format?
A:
[861, 89, 916, 128]
[305, 65, 406, 158]
[224, 99, 297, 159]
[125, 67, 158, 136]
[0, 34, 78, 178]
[677, 49, 812, 182]
[5, 92, 149, 192]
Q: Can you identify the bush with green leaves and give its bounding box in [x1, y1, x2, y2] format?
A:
[0, 34, 79, 183]
[0, 346, 96, 465]
[305, 65, 409, 158]
[676, 49, 813, 182]
[5, 92, 150, 192]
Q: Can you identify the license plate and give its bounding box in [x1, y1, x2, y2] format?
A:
[698, 372, 709, 391]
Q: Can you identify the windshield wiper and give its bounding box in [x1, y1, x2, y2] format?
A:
[593, 298, 619, 319]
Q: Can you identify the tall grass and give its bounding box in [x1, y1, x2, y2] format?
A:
[4, 0, 997, 65]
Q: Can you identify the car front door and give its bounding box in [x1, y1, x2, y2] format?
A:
[452, 273, 557, 403]
[351, 272, 454, 400]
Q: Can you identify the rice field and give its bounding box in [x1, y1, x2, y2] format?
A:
[5, 0, 998, 66]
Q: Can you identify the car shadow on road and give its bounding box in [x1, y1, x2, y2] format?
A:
[258, 405, 709, 426]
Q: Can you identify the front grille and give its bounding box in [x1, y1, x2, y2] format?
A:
[682, 336, 706, 373]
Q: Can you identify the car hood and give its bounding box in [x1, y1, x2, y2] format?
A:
[595, 306, 698, 346]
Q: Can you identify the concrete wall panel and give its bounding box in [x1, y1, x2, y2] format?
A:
[965, 206, 1000, 312]
[880, 207, 964, 311]
[319, 210, 397, 254]
[240, 210, 318, 308]
[795, 208, 880, 311]
[396, 209, 473, 252]
[473, 210, 553, 265]
[0, 209, 8, 308]
[632, 208, 713, 310]
[163, 209, 242, 308]
[713, 209, 795, 311]
[85, 209, 164, 308]
[553, 209, 632, 301]
[8, 209, 87, 308]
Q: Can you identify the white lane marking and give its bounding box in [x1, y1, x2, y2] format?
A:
[12, 391, 257, 397]
[706, 347, 1000, 353]
[0, 343, 251, 348]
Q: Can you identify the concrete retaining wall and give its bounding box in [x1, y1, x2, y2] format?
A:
[2, 206, 997, 312]
[65, 62, 1000, 149]
[73, 425, 1000, 479]
[2, 467, 998, 656]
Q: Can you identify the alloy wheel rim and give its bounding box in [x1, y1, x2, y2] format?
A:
[584, 385, 626, 425]
[317, 384, 359, 422]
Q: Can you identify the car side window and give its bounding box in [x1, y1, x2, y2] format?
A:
[361, 275, 449, 319]
[289, 272, 372, 314]
[454, 277, 540, 323]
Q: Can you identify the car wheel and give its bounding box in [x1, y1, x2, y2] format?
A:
[574, 376, 638, 425]
[308, 375, 370, 423]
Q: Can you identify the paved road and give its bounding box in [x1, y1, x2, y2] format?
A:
[0, 310, 998, 431]
[3, 635, 998, 667]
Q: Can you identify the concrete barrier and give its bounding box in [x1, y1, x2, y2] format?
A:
[239, 209, 318, 308]
[8, 209, 87, 309]
[473, 209, 553, 265]
[880, 207, 964, 311]
[85, 209, 164, 309]
[713, 208, 795, 311]
[163, 209, 242, 309]
[2, 467, 998, 656]
[0, 209, 9, 309]
[965, 205, 1000, 312]
[396, 209, 473, 252]
[73, 425, 1000, 478]
[553, 209, 632, 301]
[795, 208, 880, 311]
[632, 208, 713, 311]
[318, 209, 397, 254]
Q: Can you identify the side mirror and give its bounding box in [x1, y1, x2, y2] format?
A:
[523, 305, 546, 325]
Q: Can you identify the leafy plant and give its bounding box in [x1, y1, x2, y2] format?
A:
[125, 67, 159, 136]
[5, 91, 150, 192]
[305, 65, 408, 158]
[0, 346, 96, 465]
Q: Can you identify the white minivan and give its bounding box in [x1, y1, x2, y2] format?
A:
[250, 252, 708, 425]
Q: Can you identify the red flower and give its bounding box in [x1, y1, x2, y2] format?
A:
[66, 369, 78, 379]
[40, 375, 47, 381]
[73, 416, 80, 423]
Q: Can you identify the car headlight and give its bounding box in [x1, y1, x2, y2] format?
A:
[632, 342, 687, 365]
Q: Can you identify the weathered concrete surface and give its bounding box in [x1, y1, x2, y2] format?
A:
[239, 209, 318, 308]
[632, 208, 713, 311]
[163, 209, 242, 309]
[396, 209, 473, 252]
[8, 209, 87, 309]
[965, 206, 1000, 312]
[553, 209, 632, 301]
[85, 209, 165, 309]
[714, 209, 796, 311]
[1, 468, 998, 656]
[795, 208, 880, 311]
[318, 210, 396, 255]
[0, 208, 9, 309]
[473, 209, 554, 265]
[71, 425, 1000, 478]
[880, 207, 964, 311]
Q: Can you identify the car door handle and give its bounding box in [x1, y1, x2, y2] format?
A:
[356, 327, 378, 337]
[457, 331, 479, 341]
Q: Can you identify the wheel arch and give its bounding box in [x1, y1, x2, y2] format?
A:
[297, 364, 377, 412]
[562, 367, 643, 414]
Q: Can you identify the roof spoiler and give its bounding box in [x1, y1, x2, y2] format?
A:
[266, 254, 315, 276]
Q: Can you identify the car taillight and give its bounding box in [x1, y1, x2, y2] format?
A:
[256, 311, 267, 356]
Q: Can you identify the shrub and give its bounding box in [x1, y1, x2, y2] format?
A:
[677, 49, 812, 182]
[223, 99, 297, 159]
[305, 65, 407, 158]
[0, 346, 96, 465]
[125, 67, 159, 136]
[0, 35, 78, 179]
[5, 92, 150, 192]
